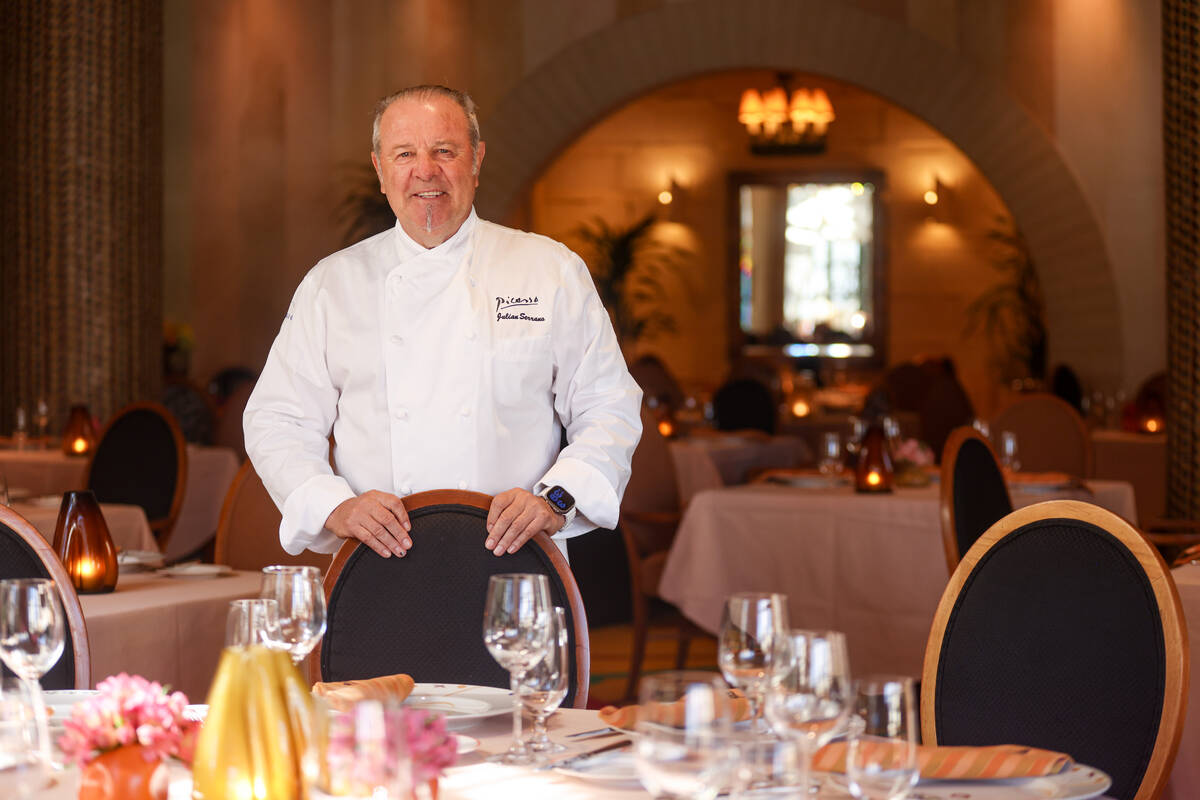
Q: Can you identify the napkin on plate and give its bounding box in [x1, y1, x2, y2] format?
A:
[598, 688, 752, 730]
[812, 741, 1073, 780]
[311, 673, 416, 712]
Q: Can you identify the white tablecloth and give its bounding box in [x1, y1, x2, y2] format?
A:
[13, 500, 158, 553]
[669, 434, 812, 505]
[1164, 563, 1200, 800]
[0, 447, 88, 495]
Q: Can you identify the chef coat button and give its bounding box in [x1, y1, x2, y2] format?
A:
[457, 480, 468, 490]
[401, 485, 412, 495]
[393, 408, 407, 421]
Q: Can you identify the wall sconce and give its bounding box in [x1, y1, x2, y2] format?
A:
[923, 176, 952, 223]
[61, 404, 98, 456]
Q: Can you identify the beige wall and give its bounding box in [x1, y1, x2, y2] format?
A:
[164, 0, 1164, 403]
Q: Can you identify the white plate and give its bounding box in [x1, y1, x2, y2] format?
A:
[157, 563, 234, 579]
[454, 733, 479, 754]
[118, 550, 165, 571]
[553, 749, 639, 786]
[829, 764, 1111, 800]
[184, 704, 208, 723]
[402, 684, 513, 726]
[767, 473, 850, 489]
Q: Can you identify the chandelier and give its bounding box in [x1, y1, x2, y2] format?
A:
[738, 74, 835, 155]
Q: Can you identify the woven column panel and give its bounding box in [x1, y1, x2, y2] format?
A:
[0, 0, 163, 434]
[1164, 1, 1200, 518]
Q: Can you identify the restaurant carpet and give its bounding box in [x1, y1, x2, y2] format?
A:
[585, 623, 718, 709]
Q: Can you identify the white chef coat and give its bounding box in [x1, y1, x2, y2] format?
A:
[244, 209, 643, 555]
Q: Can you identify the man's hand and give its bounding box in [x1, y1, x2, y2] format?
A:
[325, 491, 412, 558]
[486, 488, 563, 556]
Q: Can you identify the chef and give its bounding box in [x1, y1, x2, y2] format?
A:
[244, 85, 642, 559]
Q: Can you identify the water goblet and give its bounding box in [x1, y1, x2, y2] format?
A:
[0, 474, 9, 507]
[846, 676, 919, 800]
[33, 399, 49, 442]
[225, 598, 278, 648]
[482, 573, 551, 765]
[260, 565, 327, 665]
[12, 407, 28, 450]
[718, 592, 788, 732]
[819, 433, 842, 477]
[0, 579, 65, 765]
[763, 629, 852, 796]
[633, 671, 737, 800]
[0, 678, 50, 797]
[519, 605, 569, 754]
[999, 431, 1020, 472]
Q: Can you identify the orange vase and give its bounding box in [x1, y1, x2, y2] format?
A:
[78, 745, 167, 800]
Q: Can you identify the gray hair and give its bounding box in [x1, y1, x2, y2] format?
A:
[371, 85, 481, 159]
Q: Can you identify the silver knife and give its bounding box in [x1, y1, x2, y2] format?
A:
[542, 737, 632, 770]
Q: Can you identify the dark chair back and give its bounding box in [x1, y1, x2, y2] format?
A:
[922, 500, 1189, 800]
[213, 461, 329, 572]
[0, 506, 91, 689]
[938, 427, 1012, 572]
[86, 403, 188, 548]
[314, 490, 590, 708]
[713, 378, 776, 435]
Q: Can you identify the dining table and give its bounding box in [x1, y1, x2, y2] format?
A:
[1090, 428, 1166, 525]
[668, 432, 813, 504]
[12, 499, 158, 553]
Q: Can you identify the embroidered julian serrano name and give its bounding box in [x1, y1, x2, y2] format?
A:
[496, 311, 546, 322]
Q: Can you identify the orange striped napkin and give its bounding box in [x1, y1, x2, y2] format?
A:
[812, 742, 1073, 779]
[598, 688, 752, 730]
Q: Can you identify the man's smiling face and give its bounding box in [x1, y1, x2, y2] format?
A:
[371, 94, 485, 248]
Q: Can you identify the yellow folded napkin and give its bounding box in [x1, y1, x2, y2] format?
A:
[598, 688, 752, 730]
[311, 673, 416, 712]
[812, 742, 1073, 780]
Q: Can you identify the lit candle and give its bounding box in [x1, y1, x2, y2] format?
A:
[791, 399, 811, 417]
[72, 436, 88, 454]
[1144, 417, 1161, 433]
[76, 558, 97, 579]
[866, 469, 882, 487]
[657, 419, 674, 438]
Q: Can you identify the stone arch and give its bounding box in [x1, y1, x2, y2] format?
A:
[475, 0, 1121, 386]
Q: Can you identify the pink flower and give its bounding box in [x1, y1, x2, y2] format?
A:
[384, 707, 459, 784]
[57, 673, 199, 766]
[893, 437, 933, 467]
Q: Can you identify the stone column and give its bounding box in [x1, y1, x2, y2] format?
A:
[1164, 0, 1200, 518]
[1, 0, 163, 434]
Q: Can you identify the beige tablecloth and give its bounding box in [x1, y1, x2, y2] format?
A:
[669, 434, 813, 505]
[1164, 563, 1200, 800]
[79, 570, 262, 701]
[1091, 429, 1165, 525]
[0, 447, 87, 495]
[659, 479, 1137, 679]
[13, 500, 158, 552]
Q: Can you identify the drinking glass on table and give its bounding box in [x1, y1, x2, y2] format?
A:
[819, 433, 842, 477]
[999, 431, 1020, 472]
[718, 592, 789, 732]
[0, 678, 49, 797]
[764, 629, 852, 796]
[519, 605, 569, 754]
[33, 399, 49, 442]
[846, 676, 919, 800]
[0, 474, 9, 507]
[12, 407, 28, 450]
[260, 565, 327, 665]
[482, 573, 551, 765]
[0, 579, 65, 766]
[634, 671, 737, 800]
[225, 598, 278, 647]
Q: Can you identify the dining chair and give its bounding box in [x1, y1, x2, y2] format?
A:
[922, 500, 1189, 800]
[991, 392, 1093, 477]
[938, 426, 1012, 573]
[213, 460, 330, 572]
[313, 490, 590, 709]
[85, 402, 188, 550]
[0, 506, 92, 690]
[712, 377, 777, 434]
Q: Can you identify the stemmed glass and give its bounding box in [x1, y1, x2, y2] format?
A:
[226, 598, 278, 648]
[999, 431, 1020, 472]
[519, 605, 569, 754]
[482, 573, 551, 765]
[33, 399, 49, 443]
[717, 592, 788, 732]
[763, 629, 852, 796]
[0, 579, 65, 766]
[633, 672, 736, 800]
[846, 676, 919, 800]
[260, 565, 327, 665]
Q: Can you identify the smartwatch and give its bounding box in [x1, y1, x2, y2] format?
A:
[539, 485, 577, 528]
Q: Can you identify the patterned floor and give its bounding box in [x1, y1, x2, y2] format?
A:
[585, 623, 718, 708]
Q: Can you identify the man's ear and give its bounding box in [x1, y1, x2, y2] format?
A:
[370, 152, 385, 193]
[473, 141, 486, 181]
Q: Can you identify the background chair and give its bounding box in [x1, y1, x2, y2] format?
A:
[213, 461, 330, 571]
[85, 402, 188, 550]
[314, 490, 590, 709]
[991, 392, 1093, 476]
[938, 426, 1012, 573]
[712, 377, 776, 434]
[923, 500, 1188, 800]
[161, 377, 217, 445]
[0, 506, 91, 690]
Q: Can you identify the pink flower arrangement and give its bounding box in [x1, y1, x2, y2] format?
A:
[892, 437, 934, 467]
[327, 705, 458, 791]
[58, 673, 199, 766]
[393, 707, 458, 784]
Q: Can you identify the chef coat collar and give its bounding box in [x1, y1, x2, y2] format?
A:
[392, 208, 478, 266]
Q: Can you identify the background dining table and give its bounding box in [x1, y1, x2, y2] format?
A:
[668, 432, 812, 504]
[1090, 429, 1166, 525]
[13, 499, 157, 553]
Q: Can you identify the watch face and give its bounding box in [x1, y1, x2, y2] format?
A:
[545, 485, 575, 513]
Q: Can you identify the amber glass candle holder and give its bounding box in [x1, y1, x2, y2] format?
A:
[52, 490, 118, 593]
[854, 423, 894, 493]
[61, 404, 98, 457]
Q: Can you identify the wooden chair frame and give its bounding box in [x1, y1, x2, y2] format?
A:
[85, 402, 188, 549]
[213, 460, 329, 571]
[311, 490, 590, 707]
[0, 506, 92, 689]
[938, 426, 1011, 573]
[922, 500, 1189, 800]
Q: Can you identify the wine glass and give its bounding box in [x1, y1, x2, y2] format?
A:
[819, 433, 842, 477]
[633, 671, 737, 800]
[482, 573, 551, 765]
[763, 629, 852, 796]
[999, 431, 1020, 472]
[260, 565, 327, 665]
[846, 676, 919, 800]
[519, 605, 569, 754]
[0, 678, 50, 797]
[717, 592, 788, 733]
[0, 579, 65, 765]
[225, 598, 278, 648]
[32, 399, 49, 443]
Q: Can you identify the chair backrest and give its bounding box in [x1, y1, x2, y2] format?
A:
[922, 500, 1189, 800]
[213, 461, 330, 572]
[313, 490, 590, 708]
[938, 426, 1012, 572]
[85, 402, 188, 548]
[0, 506, 91, 690]
[918, 371, 974, 462]
[991, 392, 1093, 476]
[713, 377, 776, 435]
